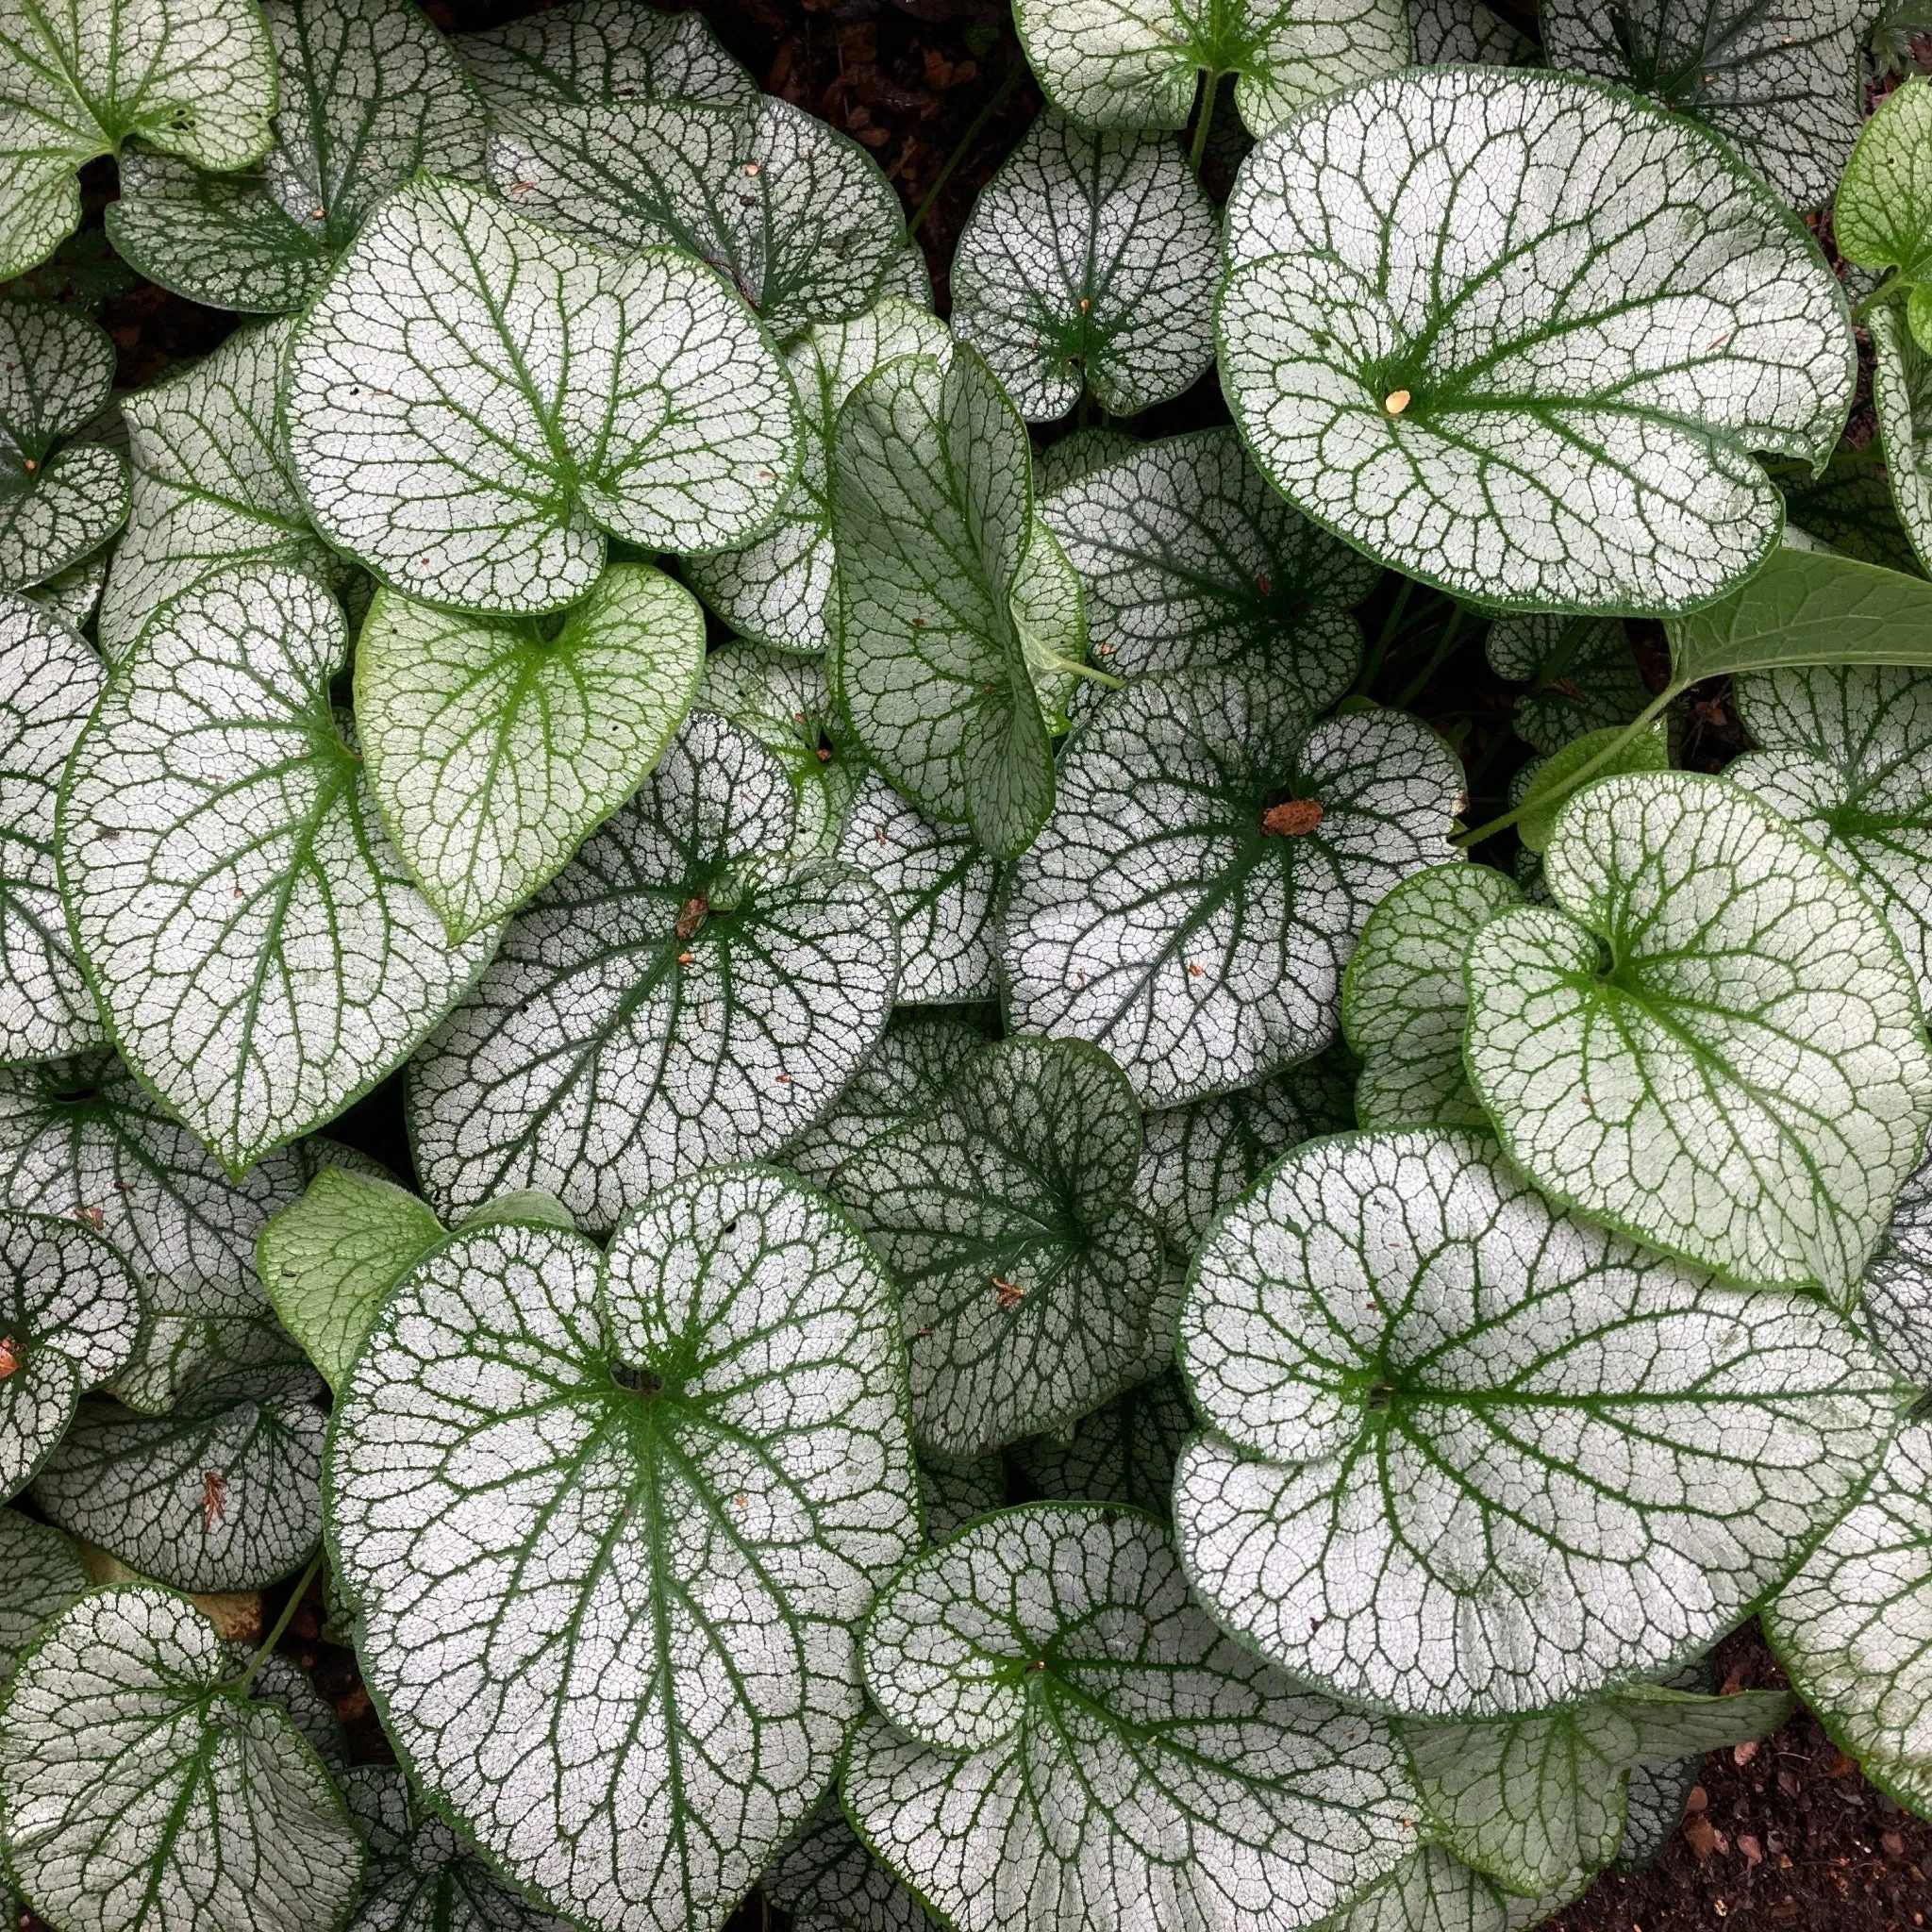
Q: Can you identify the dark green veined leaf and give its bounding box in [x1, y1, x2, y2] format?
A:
[1174, 1127, 1907, 1716]
[1483, 615, 1649, 756]
[1873, 309, 1932, 577]
[25, 545, 108, 629]
[325, 1168, 923, 1932]
[1012, 1367, 1193, 1518]
[0, 1509, 86, 1684]
[1315, 1844, 1589, 1932]
[1861, 1131, 1932, 1384]
[1613, 1760, 1699, 1873]
[1408, 0, 1537, 63]
[1033, 426, 1139, 495]
[917, 1454, 1004, 1544]
[1771, 445, 1924, 576]
[1835, 75, 1932, 355]
[766, 1795, 944, 1932]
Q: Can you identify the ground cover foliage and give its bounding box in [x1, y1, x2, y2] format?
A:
[3, 4, 1932, 1932]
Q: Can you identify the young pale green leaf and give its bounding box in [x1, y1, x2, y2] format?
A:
[1540, 0, 1866, 208]
[408, 709, 896, 1231]
[1220, 71, 1854, 616]
[950, 112, 1217, 422]
[1342, 861, 1520, 1131]
[102, 317, 339, 661]
[1174, 1127, 1907, 1717]
[1010, 0, 1410, 138]
[1407, 0, 1536, 63]
[0, 0, 278, 280]
[684, 297, 953, 656]
[766, 1795, 944, 1932]
[0, 1211, 142, 1500]
[1012, 1367, 1193, 1518]
[58, 566, 499, 1177]
[1002, 669, 1462, 1108]
[0, 1584, 363, 1932]
[917, 1454, 1005, 1545]
[0, 594, 105, 1065]
[491, 94, 903, 343]
[1873, 308, 1932, 577]
[1836, 75, 1932, 354]
[1484, 615, 1650, 756]
[325, 1168, 923, 1932]
[0, 301, 129, 591]
[0, 1509, 86, 1683]
[848, 1503, 1422, 1932]
[1515, 718, 1670, 853]
[358, 564, 705, 941]
[1465, 772, 1932, 1302]
[106, 0, 490, 314]
[1039, 426, 1374, 708]
[832, 1035, 1166, 1458]
[281, 176, 801, 615]
[1772, 445, 1926, 576]
[832, 347, 1074, 859]
[34, 1364, 327, 1592]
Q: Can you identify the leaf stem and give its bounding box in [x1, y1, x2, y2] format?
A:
[908, 62, 1024, 240]
[1852, 269, 1906, 322]
[1391, 607, 1469, 709]
[225, 1550, 324, 1703]
[1352, 578, 1417, 698]
[1188, 70, 1224, 180]
[1039, 651, 1124, 690]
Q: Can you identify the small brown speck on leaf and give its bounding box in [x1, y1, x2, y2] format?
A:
[675, 897, 708, 941]
[202, 1469, 228, 1531]
[993, 1277, 1024, 1310]
[0, 1337, 19, 1378]
[1262, 800, 1325, 836]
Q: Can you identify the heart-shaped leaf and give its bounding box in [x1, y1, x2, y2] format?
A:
[1484, 616, 1650, 756]
[1001, 669, 1462, 1108]
[281, 176, 801, 615]
[59, 566, 499, 1176]
[1220, 70, 1853, 615]
[1012, 1367, 1193, 1518]
[106, 0, 490, 314]
[1824, 72, 1932, 352]
[0, 593, 106, 1066]
[1011, 0, 1410, 138]
[491, 93, 905, 342]
[0, 1584, 363, 1932]
[1615, 1760, 1699, 1874]
[766, 1795, 943, 1932]
[0, 1211, 142, 1500]
[0, 1509, 86, 1684]
[1408, 0, 1536, 64]
[409, 709, 896, 1230]
[951, 111, 1218, 422]
[325, 1167, 923, 1932]
[358, 563, 705, 942]
[1039, 426, 1374, 708]
[33, 1364, 328, 1592]
[833, 1035, 1166, 1458]
[0, 0, 278, 280]
[1464, 772, 1932, 1303]
[846, 1503, 1423, 1932]
[1174, 1126, 1907, 1716]
[1873, 309, 1932, 577]
[0, 301, 129, 592]
[102, 316, 341, 661]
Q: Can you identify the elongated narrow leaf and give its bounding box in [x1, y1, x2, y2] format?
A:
[766, 1796, 944, 1932]
[847, 1504, 1422, 1932]
[1408, 0, 1536, 63]
[1003, 669, 1461, 1108]
[1833, 73, 1932, 354]
[0, 1584, 363, 1932]
[0, 1509, 86, 1683]
[832, 1036, 1166, 1458]
[1011, 0, 1410, 138]
[107, 0, 490, 314]
[1220, 71, 1853, 615]
[0, 0, 278, 280]
[0, 301, 129, 591]
[1465, 772, 1932, 1302]
[0, 594, 105, 1065]
[358, 564, 704, 941]
[282, 176, 801, 615]
[409, 709, 896, 1230]
[951, 112, 1217, 421]
[1174, 1128, 1907, 1716]
[325, 1169, 923, 1932]
[1039, 426, 1374, 707]
[1873, 308, 1932, 578]
[59, 566, 498, 1176]
[0, 1211, 142, 1499]
[1012, 1368, 1193, 1518]
[1484, 615, 1650, 756]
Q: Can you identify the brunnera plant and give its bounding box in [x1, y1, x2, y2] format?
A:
[4, 4, 1932, 1932]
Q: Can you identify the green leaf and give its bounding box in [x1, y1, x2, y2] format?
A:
[1002, 669, 1462, 1108]
[106, 0, 490, 314]
[33, 1364, 327, 1592]
[358, 563, 705, 942]
[1407, 0, 1537, 64]
[1614, 1759, 1698, 1873]
[0, 0, 278, 280]
[1174, 1126, 1908, 1716]
[1039, 425, 1375, 708]
[280, 175, 802, 616]
[831, 1035, 1166, 1458]
[1484, 615, 1651, 757]
[1836, 75, 1932, 354]
[0, 300, 129, 591]
[1011, 1366, 1193, 1518]
[0, 1584, 363, 1932]
[766, 1795, 944, 1932]
[1861, 1131, 1932, 1384]
[58, 566, 499, 1177]
[685, 297, 952, 657]
[1873, 308, 1932, 579]
[950, 111, 1218, 422]
[0, 592, 105, 1066]
[1464, 771, 1932, 1302]
[1010, 0, 1410, 138]
[846, 1503, 1423, 1932]
[408, 709, 897, 1230]
[1316, 1845, 1588, 1932]
[491, 94, 904, 343]
[917, 1454, 1004, 1545]
[831, 346, 1074, 859]
[1342, 861, 1521, 1131]
[0, 1508, 86, 1685]
[1220, 71, 1853, 616]
[1033, 425, 1140, 495]
[1515, 718, 1670, 853]
[0, 1211, 142, 1499]
[1770, 445, 1925, 577]
[325, 1167, 923, 1932]
[101, 317, 340, 661]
